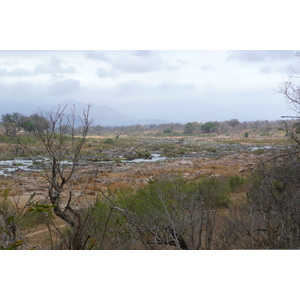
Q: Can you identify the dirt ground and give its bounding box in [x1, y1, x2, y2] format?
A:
[1, 135, 291, 249]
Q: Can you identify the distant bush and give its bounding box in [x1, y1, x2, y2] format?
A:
[244, 132, 249, 138]
[103, 138, 114, 145]
[204, 147, 217, 153]
[137, 151, 151, 159]
[162, 128, 172, 134]
[252, 149, 265, 155]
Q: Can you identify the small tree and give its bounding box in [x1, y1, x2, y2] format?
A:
[23, 114, 50, 133]
[201, 122, 215, 133]
[227, 119, 240, 130]
[183, 122, 199, 134]
[1, 112, 25, 136]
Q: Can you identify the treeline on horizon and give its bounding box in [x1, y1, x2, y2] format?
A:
[89, 119, 290, 136]
[0, 110, 293, 137]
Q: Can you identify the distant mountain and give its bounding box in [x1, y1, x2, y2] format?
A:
[0, 100, 172, 126]
[90, 105, 172, 126]
[90, 105, 137, 126]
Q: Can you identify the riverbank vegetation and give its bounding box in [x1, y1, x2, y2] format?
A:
[1, 104, 300, 249]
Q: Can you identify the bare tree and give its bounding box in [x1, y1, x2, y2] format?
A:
[278, 51, 300, 145]
[22, 104, 109, 249]
[227, 119, 240, 130]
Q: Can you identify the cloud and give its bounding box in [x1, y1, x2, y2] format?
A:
[132, 50, 153, 57]
[1, 60, 19, 66]
[200, 65, 214, 71]
[227, 50, 296, 62]
[259, 65, 273, 74]
[0, 67, 32, 77]
[48, 79, 80, 95]
[157, 81, 195, 91]
[34, 56, 76, 76]
[85, 51, 112, 62]
[176, 59, 189, 66]
[113, 51, 163, 73]
[97, 68, 117, 78]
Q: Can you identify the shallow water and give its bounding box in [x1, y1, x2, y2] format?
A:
[126, 153, 167, 163]
[0, 154, 168, 176]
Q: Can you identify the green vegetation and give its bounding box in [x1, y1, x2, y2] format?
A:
[252, 149, 265, 155]
[1, 104, 300, 250]
[162, 128, 172, 134]
[228, 175, 245, 191]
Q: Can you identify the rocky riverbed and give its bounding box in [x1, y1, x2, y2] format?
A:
[0, 139, 291, 204]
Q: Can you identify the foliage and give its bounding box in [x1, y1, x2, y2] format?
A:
[201, 122, 216, 133]
[0, 189, 27, 250]
[183, 122, 200, 134]
[103, 138, 114, 145]
[228, 175, 245, 191]
[227, 119, 240, 130]
[246, 155, 300, 248]
[162, 128, 172, 134]
[252, 149, 265, 155]
[1, 112, 25, 136]
[113, 175, 230, 249]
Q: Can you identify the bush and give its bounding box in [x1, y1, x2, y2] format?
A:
[229, 175, 244, 191]
[163, 128, 172, 134]
[103, 138, 114, 145]
[252, 149, 265, 155]
[113, 175, 230, 249]
[246, 156, 300, 249]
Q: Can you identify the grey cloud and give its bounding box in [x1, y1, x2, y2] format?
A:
[177, 59, 189, 66]
[34, 56, 76, 75]
[85, 51, 112, 62]
[97, 68, 117, 78]
[48, 79, 80, 96]
[1, 60, 19, 66]
[0, 68, 7, 76]
[259, 66, 273, 74]
[132, 50, 153, 57]
[11, 81, 34, 93]
[157, 81, 195, 91]
[113, 52, 163, 73]
[0, 67, 32, 77]
[258, 64, 293, 75]
[200, 65, 214, 71]
[227, 50, 296, 62]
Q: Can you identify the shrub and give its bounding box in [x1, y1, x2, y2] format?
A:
[103, 138, 114, 145]
[163, 128, 172, 134]
[252, 149, 265, 155]
[229, 175, 244, 191]
[113, 174, 230, 249]
[204, 147, 217, 153]
[245, 156, 300, 249]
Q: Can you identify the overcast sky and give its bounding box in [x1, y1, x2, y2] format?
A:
[0, 50, 298, 123]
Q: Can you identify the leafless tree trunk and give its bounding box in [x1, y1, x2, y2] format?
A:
[23, 104, 104, 249]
